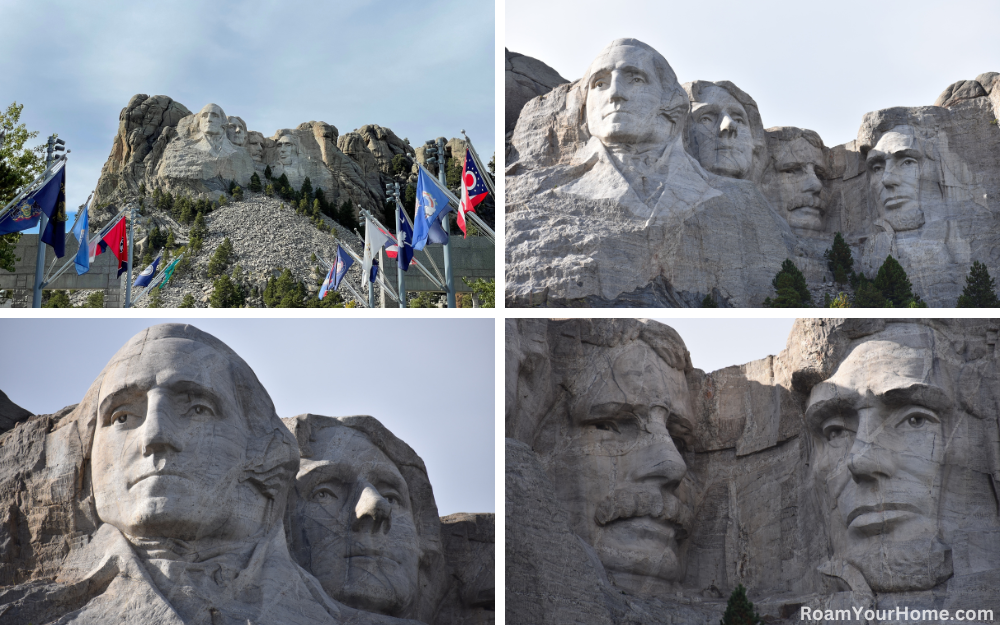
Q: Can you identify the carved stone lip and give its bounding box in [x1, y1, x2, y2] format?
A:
[607, 516, 678, 545]
[883, 196, 914, 210]
[847, 502, 921, 529]
[790, 204, 822, 213]
[128, 471, 188, 489]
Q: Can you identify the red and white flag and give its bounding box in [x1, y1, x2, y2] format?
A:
[457, 148, 489, 237]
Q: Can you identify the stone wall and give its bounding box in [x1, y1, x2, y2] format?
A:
[0, 235, 123, 307]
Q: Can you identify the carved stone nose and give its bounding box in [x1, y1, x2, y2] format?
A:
[352, 484, 392, 535]
[719, 114, 737, 138]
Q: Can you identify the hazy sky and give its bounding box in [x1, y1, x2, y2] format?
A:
[1, 0, 494, 217]
[654, 318, 796, 372]
[506, 0, 1000, 147]
[0, 318, 495, 516]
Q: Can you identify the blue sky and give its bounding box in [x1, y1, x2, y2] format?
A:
[506, 0, 1000, 148]
[1, 0, 495, 218]
[0, 318, 495, 516]
[654, 318, 796, 373]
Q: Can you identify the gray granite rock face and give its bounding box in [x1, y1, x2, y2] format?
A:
[0, 325, 492, 625]
[506, 318, 1000, 624]
[506, 39, 1000, 307]
[505, 48, 569, 137]
[93, 94, 410, 224]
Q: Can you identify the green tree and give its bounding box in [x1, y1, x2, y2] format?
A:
[763, 259, 811, 307]
[210, 274, 245, 308]
[165, 228, 176, 250]
[391, 153, 410, 176]
[957, 261, 1000, 307]
[263, 268, 307, 307]
[873, 255, 914, 307]
[249, 171, 262, 193]
[823, 232, 854, 285]
[264, 183, 274, 197]
[189, 212, 207, 252]
[446, 156, 462, 188]
[42, 290, 71, 308]
[701, 294, 717, 308]
[0, 102, 47, 272]
[300, 176, 312, 200]
[81, 291, 104, 308]
[339, 200, 358, 230]
[232, 185, 244, 201]
[462, 277, 495, 308]
[852, 275, 886, 307]
[264, 165, 272, 180]
[147, 287, 163, 308]
[719, 584, 762, 625]
[408, 291, 438, 308]
[828, 292, 851, 308]
[206, 237, 234, 278]
[403, 183, 416, 214]
[178, 293, 195, 308]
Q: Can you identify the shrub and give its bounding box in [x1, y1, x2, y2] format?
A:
[218, 194, 227, 206]
[209, 274, 245, 308]
[232, 185, 243, 201]
[265, 184, 274, 197]
[701, 294, 717, 308]
[249, 172, 262, 193]
[823, 232, 855, 285]
[42, 290, 71, 308]
[763, 259, 811, 307]
[263, 268, 308, 308]
[828, 292, 851, 308]
[462, 277, 495, 308]
[957, 261, 1000, 307]
[147, 287, 162, 308]
[179, 293, 195, 308]
[206, 237, 234, 278]
[82, 291, 104, 308]
[391, 153, 410, 176]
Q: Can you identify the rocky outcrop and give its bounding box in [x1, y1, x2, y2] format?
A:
[436, 513, 495, 625]
[92, 95, 418, 225]
[505, 38, 1000, 307]
[505, 49, 568, 136]
[0, 390, 30, 434]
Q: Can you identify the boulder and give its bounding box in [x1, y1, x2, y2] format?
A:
[505, 49, 569, 135]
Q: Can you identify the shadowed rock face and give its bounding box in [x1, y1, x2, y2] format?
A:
[505, 49, 568, 136]
[506, 39, 1000, 308]
[0, 390, 31, 434]
[0, 325, 492, 625]
[506, 318, 1000, 624]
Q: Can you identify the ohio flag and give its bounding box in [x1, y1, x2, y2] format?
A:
[458, 149, 488, 237]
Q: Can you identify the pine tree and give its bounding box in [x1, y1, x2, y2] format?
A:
[852, 274, 886, 307]
[873, 255, 914, 307]
[300, 176, 313, 200]
[957, 261, 1000, 307]
[189, 213, 207, 252]
[823, 232, 854, 285]
[147, 287, 162, 308]
[249, 172, 262, 193]
[207, 237, 234, 278]
[179, 293, 195, 308]
[719, 584, 762, 625]
[763, 259, 811, 307]
[828, 292, 851, 308]
[210, 274, 245, 308]
[232, 185, 243, 201]
[264, 165, 272, 180]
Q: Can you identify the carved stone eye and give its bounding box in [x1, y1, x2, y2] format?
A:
[114, 414, 128, 425]
[907, 415, 927, 428]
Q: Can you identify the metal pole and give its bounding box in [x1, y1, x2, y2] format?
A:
[367, 259, 374, 308]
[437, 138, 456, 308]
[392, 183, 406, 308]
[124, 203, 135, 307]
[32, 136, 56, 308]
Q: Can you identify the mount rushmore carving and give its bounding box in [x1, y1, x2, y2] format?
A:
[506, 318, 1000, 624]
[0, 325, 493, 625]
[93, 95, 417, 224]
[505, 41, 1000, 307]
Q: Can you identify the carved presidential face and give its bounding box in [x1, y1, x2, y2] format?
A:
[93, 338, 268, 543]
[541, 342, 693, 595]
[197, 104, 226, 138]
[295, 427, 421, 617]
[248, 135, 264, 161]
[867, 126, 925, 231]
[690, 86, 755, 178]
[226, 116, 247, 146]
[278, 136, 297, 165]
[807, 335, 953, 591]
[585, 45, 672, 149]
[771, 137, 826, 231]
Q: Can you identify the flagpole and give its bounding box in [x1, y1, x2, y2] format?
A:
[359, 207, 445, 291]
[390, 182, 406, 308]
[461, 130, 495, 196]
[124, 203, 135, 308]
[435, 138, 456, 308]
[420, 163, 495, 241]
[32, 136, 60, 308]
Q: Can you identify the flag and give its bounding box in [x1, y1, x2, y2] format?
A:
[385, 208, 414, 271]
[40, 167, 67, 257]
[133, 253, 161, 289]
[160, 257, 181, 288]
[363, 218, 389, 286]
[412, 166, 452, 250]
[71, 204, 90, 275]
[320, 245, 354, 299]
[369, 256, 379, 283]
[458, 148, 489, 237]
[96, 216, 129, 278]
[0, 165, 66, 253]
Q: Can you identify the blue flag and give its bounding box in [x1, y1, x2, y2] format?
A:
[133, 252, 161, 289]
[396, 208, 414, 271]
[320, 245, 354, 300]
[40, 167, 67, 258]
[71, 204, 90, 275]
[0, 165, 65, 240]
[369, 256, 379, 283]
[412, 166, 452, 250]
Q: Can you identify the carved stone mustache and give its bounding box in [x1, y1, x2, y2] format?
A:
[594, 487, 693, 540]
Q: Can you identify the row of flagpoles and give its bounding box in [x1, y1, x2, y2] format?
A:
[0, 132, 493, 308]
